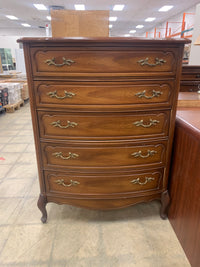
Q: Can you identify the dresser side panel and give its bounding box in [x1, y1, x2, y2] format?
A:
[22, 43, 45, 194]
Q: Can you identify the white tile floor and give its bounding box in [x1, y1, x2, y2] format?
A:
[0, 103, 191, 267]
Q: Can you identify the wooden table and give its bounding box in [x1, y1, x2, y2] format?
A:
[178, 92, 200, 107]
[169, 102, 200, 267]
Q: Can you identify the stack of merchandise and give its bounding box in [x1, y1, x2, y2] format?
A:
[0, 86, 8, 109]
[0, 83, 22, 105]
[0, 73, 29, 101]
[21, 83, 29, 100]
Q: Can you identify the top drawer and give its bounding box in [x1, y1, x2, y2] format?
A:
[30, 47, 178, 78]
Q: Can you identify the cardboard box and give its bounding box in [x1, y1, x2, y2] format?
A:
[21, 82, 29, 100]
[51, 10, 109, 37]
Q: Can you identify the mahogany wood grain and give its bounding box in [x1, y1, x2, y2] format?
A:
[176, 109, 200, 132]
[169, 108, 200, 267]
[45, 169, 164, 196]
[47, 193, 162, 210]
[18, 37, 190, 45]
[35, 81, 174, 107]
[21, 43, 46, 196]
[18, 37, 189, 222]
[31, 47, 177, 77]
[42, 141, 167, 169]
[38, 111, 169, 140]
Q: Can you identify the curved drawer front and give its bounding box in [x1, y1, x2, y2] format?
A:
[45, 169, 163, 195]
[39, 111, 169, 140]
[35, 81, 173, 107]
[41, 141, 167, 169]
[31, 48, 177, 77]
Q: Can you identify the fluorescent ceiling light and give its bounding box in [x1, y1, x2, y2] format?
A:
[136, 25, 144, 29]
[129, 30, 136, 33]
[33, 4, 47, 10]
[109, 25, 113, 28]
[6, 15, 18, 20]
[74, 4, 85, 10]
[47, 16, 51, 21]
[21, 23, 31, 27]
[113, 5, 124, 11]
[159, 5, 173, 12]
[109, 17, 117, 21]
[124, 34, 131, 37]
[145, 17, 156, 22]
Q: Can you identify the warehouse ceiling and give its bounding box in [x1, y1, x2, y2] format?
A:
[0, 0, 199, 36]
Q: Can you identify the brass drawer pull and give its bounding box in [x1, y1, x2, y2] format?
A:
[133, 119, 159, 128]
[55, 179, 80, 187]
[131, 177, 155, 185]
[138, 57, 166, 67]
[135, 90, 163, 99]
[45, 57, 75, 67]
[47, 90, 75, 99]
[51, 120, 78, 129]
[52, 152, 79, 160]
[131, 150, 157, 158]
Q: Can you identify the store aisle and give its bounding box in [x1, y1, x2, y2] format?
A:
[0, 103, 190, 267]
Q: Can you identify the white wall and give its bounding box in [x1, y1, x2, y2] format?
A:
[0, 28, 46, 58]
[0, 27, 46, 37]
[189, 4, 200, 65]
[0, 36, 20, 58]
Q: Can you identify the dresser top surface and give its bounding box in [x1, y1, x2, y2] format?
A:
[17, 37, 191, 46]
[176, 108, 200, 137]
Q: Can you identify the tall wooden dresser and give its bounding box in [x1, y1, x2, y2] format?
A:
[18, 37, 190, 223]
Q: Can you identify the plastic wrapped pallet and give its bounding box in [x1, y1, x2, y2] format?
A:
[0, 86, 8, 106]
[0, 83, 22, 104]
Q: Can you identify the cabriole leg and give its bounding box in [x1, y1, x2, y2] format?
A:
[160, 190, 170, 220]
[37, 194, 47, 223]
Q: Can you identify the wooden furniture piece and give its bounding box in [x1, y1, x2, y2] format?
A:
[18, 37, 189, 223]
[51, 10, 109, 37]
[180, 65, 200, 92]
[178, 92, 200, 107]
[169, 108, 200, 267]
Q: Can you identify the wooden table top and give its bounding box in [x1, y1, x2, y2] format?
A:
[177, 108, 200, 130]
[177, 92, 200, 137]
[178, 92, 200, 108]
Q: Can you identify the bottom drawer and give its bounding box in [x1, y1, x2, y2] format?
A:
[45, 169, 164, 196]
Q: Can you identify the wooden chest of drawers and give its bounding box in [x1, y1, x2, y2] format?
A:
[18, 37, 190, 223]
[180, 65, 200, 92]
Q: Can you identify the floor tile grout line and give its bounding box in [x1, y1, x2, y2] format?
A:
[47, 223, 59, 267]
[0, 223, 57, 227]
[0, 177, 37, 180]
[23, 175, 40, 199]
[0, 195, 38, 199]
[0, 151, 34, 182]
